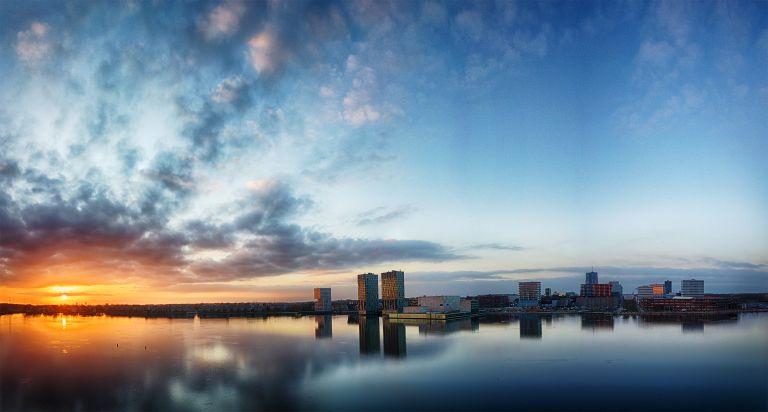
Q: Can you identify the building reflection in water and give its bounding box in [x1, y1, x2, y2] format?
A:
[416, 318, 478, 336]
[581, 313, 615, 331]
[382, 320, 407, 358]
[314, 315, 332, 339]
[358, 316, 381, 355]
[638, 314, 737, 333]
[681, 322, 704, 333]
[519, 314, 542, 339]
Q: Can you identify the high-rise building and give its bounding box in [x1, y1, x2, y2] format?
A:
[314, 288, 332, 312]
[681, 279, 704, 297]
[381, 270, 405, 313]
[586, 271, 598, 285]
[664, 280, 673, 295]
[357, 273, 380, 314]
[519, 282, 541, 308]
[609, 281, 623, 296]
[544, 288, 551, 297]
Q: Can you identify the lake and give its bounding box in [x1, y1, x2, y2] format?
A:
[1, 312, 766, 411]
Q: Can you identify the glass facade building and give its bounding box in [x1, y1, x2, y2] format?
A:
[313, 288, 332, 312]
[681, 279, 704, 297]
[381, 270, 405, 313]
[357, 273, 379, 314]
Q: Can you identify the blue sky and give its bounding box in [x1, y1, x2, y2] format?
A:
[0, 0, 766, 303]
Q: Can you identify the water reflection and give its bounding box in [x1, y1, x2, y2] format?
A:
[314, 315, 332, 339]
[382, 320, 406, 358]
[581, 313, 615, 331]
[519, 314, 542, 339]
[358, 316, 380, 355]
[1, 313, 765, 412]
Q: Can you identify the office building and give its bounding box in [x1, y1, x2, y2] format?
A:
[472, 294, 511, 309]
[313, 288, 332, 312]
[586, 271, 598, 285]
[381, 270, 405, 313]
[519, 281, 541, 308]
[357, 273, 379, 314]
[664, 280, 673, 295]
[580, 283, 612, 297]
[545, 288, 551, 297]
[638, 296, 735, 313]
[636, 284, 665, 297]
[609, 281, 623, 296]
[681, 279, 704, 297]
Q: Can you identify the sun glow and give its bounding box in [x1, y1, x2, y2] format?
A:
[59, 294, 69, 301]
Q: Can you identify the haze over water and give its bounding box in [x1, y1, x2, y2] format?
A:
[1, 313, 766, 411]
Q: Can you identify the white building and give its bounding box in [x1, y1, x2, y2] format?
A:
[404, 296, 462, 313]
[681, 279, 704, 297]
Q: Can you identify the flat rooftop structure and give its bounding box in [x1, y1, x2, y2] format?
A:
[387, 312, 471, 321]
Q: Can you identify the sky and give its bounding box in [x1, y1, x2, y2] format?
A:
[0, 0, 766, 304]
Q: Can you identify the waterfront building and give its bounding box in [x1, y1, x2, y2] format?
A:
[609, 281, 623, 296]
[638, 296, 735, 313]
[586, 271, 598, 284]
[519, 282, 541, 308]
[664, 280, 673, 295]
[381, 270, 405, 313]
[472, 294, 511, 309]
[415, 295, 462, 313]
[545, 288, 551, 297]
[313, 288, 332, 312]
[459, 298, 478, 314]
[681, 279, 704, 297]
[580, 283, 612, 297]
[636, 284, 665, 297]
[357, 273, 380, 314]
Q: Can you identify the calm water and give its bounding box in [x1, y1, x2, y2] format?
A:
[1, 313, 766, 411]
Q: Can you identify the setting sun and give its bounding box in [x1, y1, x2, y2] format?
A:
[59, 294, 68, 301]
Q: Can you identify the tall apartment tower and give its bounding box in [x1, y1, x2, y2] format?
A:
[314, 288, 332, 312]
[586, 271, 598, 284]
[357, 273, 380, 314]
[519, 281, 541, 308]
[664, 280, 673, 295]
[681, 279, 704, 297]
[381, 270, 405, 313]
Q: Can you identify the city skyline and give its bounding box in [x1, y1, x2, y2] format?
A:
[1, 1, 767, 304]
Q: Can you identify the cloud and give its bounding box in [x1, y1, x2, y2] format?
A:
[198, 0, 246, 41]
[355, 205, 415, 226]
[247, 27, 287, 76]
[467, 243, 525, 251]
[15, 22, 51, 65]
[212, 76, 247, 104]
